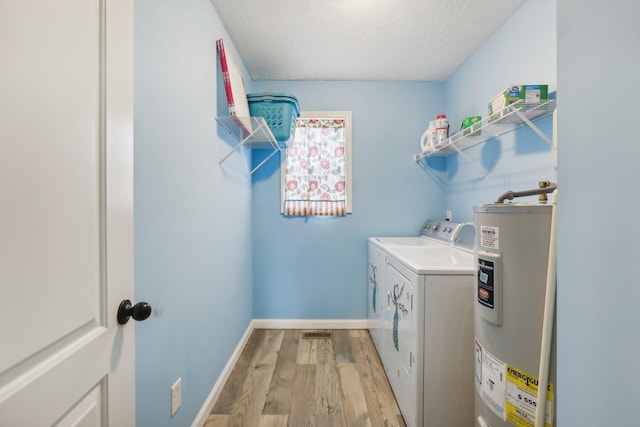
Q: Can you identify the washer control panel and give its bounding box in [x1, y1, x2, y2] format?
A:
[420, 220, 463, 242]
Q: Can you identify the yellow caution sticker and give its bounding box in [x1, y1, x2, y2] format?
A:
[505, 365, 554, 427]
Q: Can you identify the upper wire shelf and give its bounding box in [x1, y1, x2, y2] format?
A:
[414, 99, 556, 162]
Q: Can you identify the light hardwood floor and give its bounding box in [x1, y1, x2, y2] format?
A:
[205, 329, 406, 427]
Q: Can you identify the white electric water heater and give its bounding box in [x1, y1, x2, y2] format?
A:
[473, 204, 555, 427]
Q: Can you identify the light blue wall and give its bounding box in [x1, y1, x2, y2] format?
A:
[250, 81, 445, 318]
[134, 0, 253, 425]
[557, 1, 640, 425]
[443, 0, 557, 221]
[132, 0, 640, 424]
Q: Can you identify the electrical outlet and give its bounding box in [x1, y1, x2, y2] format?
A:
[446, 210, 452, 221]
[171, 378, 182, 416]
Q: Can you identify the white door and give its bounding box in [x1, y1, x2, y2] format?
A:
[0, 0, 135, 425]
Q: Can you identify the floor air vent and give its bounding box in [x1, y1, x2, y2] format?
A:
[303, 331, 333, 339]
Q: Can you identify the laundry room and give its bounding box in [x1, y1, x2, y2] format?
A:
[3, 0, 639, 426]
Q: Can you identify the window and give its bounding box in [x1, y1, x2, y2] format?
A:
[281, 111, 352, 216]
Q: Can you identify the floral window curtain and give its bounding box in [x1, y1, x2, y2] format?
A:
[284, 118, 347, 216]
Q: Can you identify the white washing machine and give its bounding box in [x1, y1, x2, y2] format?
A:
[368, 220, 472, 352]
[368, 221, 476, 427]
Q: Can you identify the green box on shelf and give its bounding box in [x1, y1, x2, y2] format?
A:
[461, 116, 482, 136]
[519, 84, 549, 105]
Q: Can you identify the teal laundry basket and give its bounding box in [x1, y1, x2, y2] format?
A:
[247, 92, 300, 142]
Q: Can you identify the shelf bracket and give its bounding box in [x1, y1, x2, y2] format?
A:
[450, 143, 490, 181]
[217, 127, 259, 166]
[513, 109, 553, 146]
[216, 116, 283, 176]
[416, 157, 447, 191]
[248, 147, 280, 176]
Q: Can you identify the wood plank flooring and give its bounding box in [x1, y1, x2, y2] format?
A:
[206, 329, 406, 427]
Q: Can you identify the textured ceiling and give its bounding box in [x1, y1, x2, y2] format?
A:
[210, 0, 527, 81]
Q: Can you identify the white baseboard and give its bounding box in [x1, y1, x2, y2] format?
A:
[191, 318, 368, 427]
[253, 318, 369, 329]
[191, 319, 256, 427]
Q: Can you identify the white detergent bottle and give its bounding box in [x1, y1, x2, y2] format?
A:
[420, 120, 436, 152]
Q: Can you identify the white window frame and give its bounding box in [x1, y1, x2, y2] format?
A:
[280, 111, 353, 215]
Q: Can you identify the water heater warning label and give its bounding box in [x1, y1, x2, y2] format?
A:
[481, 225, 499, 249]
[475, 339, 506, 420]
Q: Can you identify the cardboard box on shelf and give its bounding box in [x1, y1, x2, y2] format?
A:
[488, 85, 548, 120]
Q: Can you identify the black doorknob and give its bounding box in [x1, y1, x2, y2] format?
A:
[117, 299, 152, 325]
